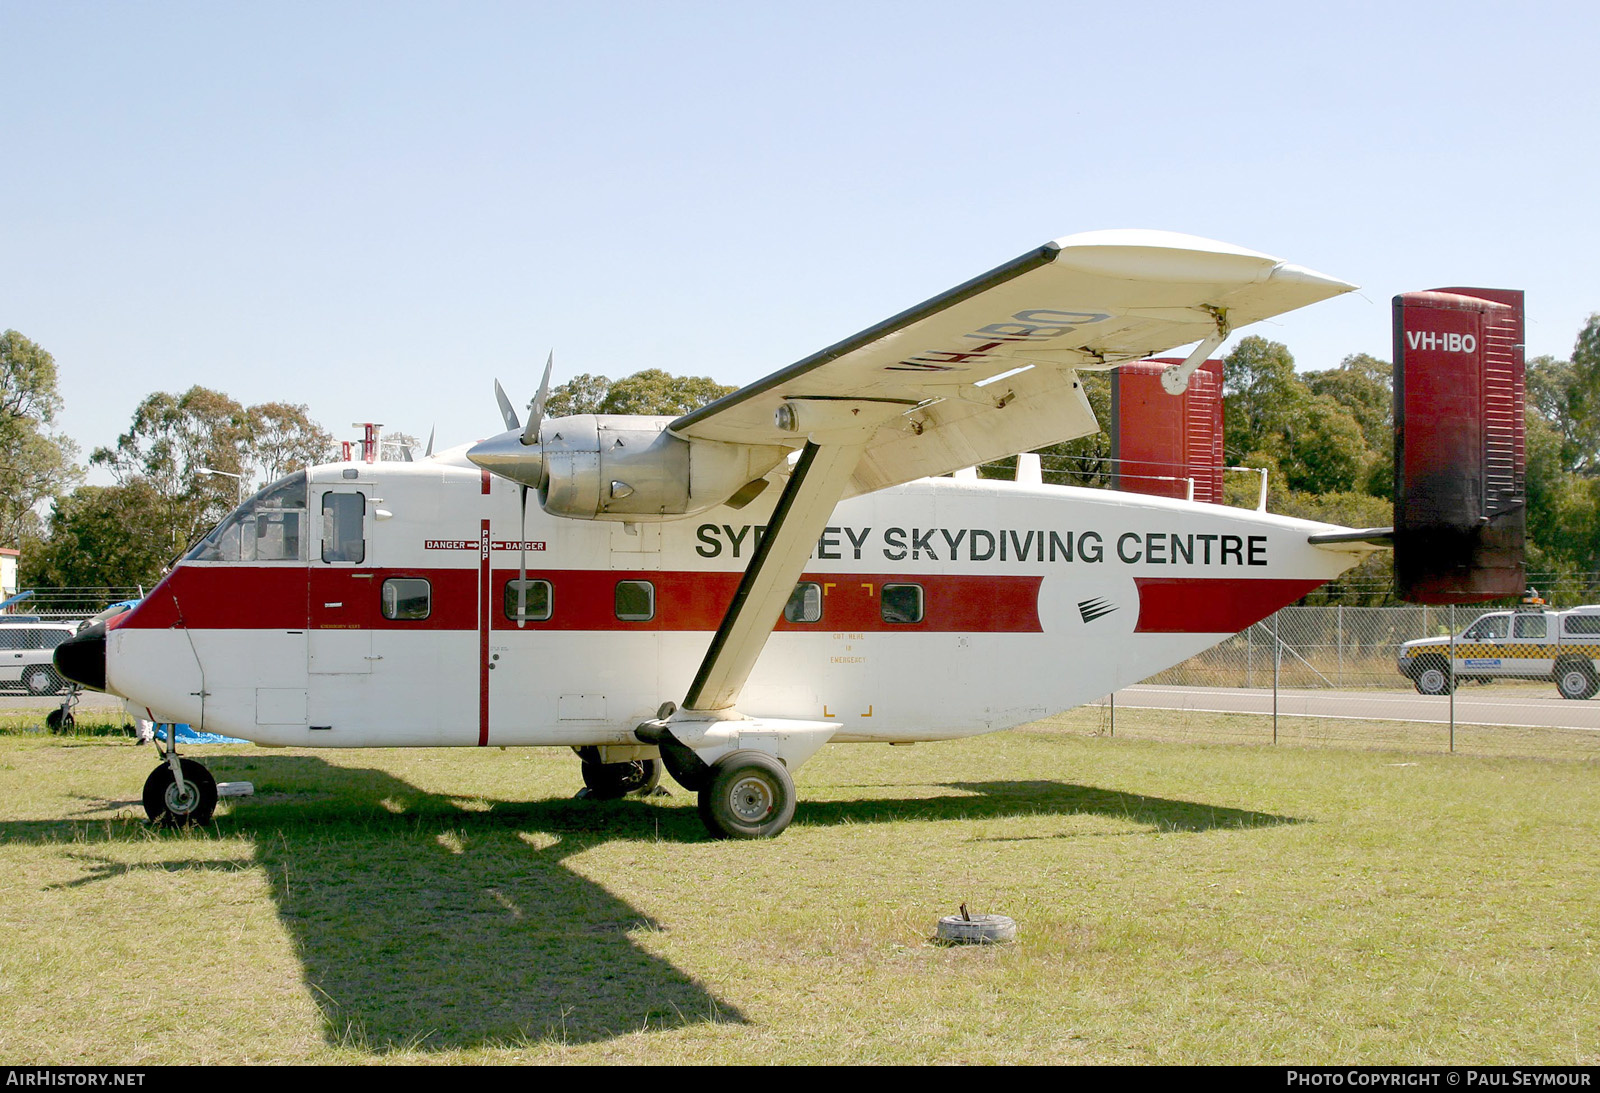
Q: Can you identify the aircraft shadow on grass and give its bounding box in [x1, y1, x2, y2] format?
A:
[11, 756, 1300, 1052]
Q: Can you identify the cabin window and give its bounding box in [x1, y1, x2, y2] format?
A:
[321, 492, 366, 564]
[784, 582, 822, 623]
[1564, 614, 1600, 636]
[615, 580, 655, 622]
[881, 583, 924, 624]
[186, 471, 307, 563]
[504, 579, 553, 622]
[381, 579, 431, 621]
[1514, 615, 1547, 639]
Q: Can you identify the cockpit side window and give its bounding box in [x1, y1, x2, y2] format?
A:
[185, 472, 308, 563]
[321, 492, 366, 564]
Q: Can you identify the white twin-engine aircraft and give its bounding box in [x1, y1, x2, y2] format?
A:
[58, 230, 1380, 838]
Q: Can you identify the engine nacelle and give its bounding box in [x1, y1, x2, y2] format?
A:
[538, 415, 789, 521]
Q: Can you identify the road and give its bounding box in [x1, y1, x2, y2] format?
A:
[0, 689, 125, 714]
[5, 683, 1596, 733]
[1100, 684, 1600, 731]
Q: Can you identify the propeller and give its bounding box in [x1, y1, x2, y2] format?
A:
[494, 352, 556, 628]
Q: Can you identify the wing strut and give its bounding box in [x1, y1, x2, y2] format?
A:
[683, 438, 868, 712]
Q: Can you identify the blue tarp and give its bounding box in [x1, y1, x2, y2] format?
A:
[153, 723, 248, 745]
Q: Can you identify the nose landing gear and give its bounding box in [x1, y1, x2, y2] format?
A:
[142, 734, 218, 827]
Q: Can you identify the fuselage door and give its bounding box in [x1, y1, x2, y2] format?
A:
[309, 485, 375, 678]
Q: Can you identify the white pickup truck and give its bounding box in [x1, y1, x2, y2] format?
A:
[1396, 604, 1600, 699]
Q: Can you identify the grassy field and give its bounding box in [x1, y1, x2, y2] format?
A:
[1, 714, 1597, 1065]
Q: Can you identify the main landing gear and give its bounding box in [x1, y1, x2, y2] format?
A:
[143, 735, 217, 828]
[697, 750, 796, 840]
[572, 742, 799, 839]
[574, 746, 662, 799]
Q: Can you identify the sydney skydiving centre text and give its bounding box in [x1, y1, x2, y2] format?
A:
[695, 524, 1271, 566]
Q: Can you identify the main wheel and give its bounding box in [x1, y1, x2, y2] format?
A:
[1413, 659, 1455, 695]
[1555, 661, 1599, 700]
[697, 750, 796, 840]
[142, 759, 218, 827]
[24, 666, 62, 696]
[580, 756, 662, 799]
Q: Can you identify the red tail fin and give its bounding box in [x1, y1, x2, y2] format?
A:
[1393, 288, 1525, 603]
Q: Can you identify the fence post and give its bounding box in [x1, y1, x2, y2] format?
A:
[1448, 604, 1456, 754]
[1337, 604, 1344, 688]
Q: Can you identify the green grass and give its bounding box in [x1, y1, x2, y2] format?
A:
[1, 723, 1597, 1064]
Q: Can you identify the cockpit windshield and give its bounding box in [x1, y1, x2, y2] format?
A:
[185, 471, 308, 563]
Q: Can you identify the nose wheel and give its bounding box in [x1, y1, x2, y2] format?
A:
[142, 757, 218, 827]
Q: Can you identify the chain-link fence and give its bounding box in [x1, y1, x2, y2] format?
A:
[1, 588, 143, 619]
[1051, 604, 1600, 761]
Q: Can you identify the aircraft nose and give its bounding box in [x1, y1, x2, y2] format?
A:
[54, 621, 107, 692]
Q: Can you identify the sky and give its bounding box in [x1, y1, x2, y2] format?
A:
[4, 1, 1598, 484]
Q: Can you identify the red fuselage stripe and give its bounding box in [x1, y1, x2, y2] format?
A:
[1133, 577, 1326, 633]
[118, 566, 1048, 634]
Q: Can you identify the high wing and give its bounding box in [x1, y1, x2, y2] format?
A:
[671, 229, 1355, 499]
[665, 230, 1355, 717]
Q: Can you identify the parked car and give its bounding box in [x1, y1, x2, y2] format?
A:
[1396, 602, 1600, 699]
[0, 619, 81, 695]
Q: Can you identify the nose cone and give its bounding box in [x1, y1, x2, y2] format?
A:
[466, 430, 546, 489]
[55, 621, 107, 692]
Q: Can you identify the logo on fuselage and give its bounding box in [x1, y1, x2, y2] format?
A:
[1078, 598, 1117, 623]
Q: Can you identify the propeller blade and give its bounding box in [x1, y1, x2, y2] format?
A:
[522, 350, 554, 446]
[424, 425, 435, 458]
[494, 380, 520, 433]
[517, 484, 529, 629]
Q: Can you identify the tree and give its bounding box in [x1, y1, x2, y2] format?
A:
[544, 373, 612, 417]
[92, 386, 251, 553]
[0, 331, 80, 547]
[19, 481, 178, 590]
[541, 369, 734, 417]
[1564, 314, 1600, 475]
[598, 370, 735, 416]
[250, 402, 336, 482]
[91, 387, 337, 556]
[1222, 336, 1308, 460]
[1222, 337, 1372, 499]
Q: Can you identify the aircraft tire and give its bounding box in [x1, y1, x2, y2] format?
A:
[580, 756, 662, 799]
[45, 707, 74, 733]
[142, 759, 218, 828]
[1555, 660, 1599, 701]
[697, 750, 795, 840]
[1413, 660, 1455, 696]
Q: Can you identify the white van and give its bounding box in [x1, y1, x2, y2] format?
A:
[0, 620, 80, 694]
